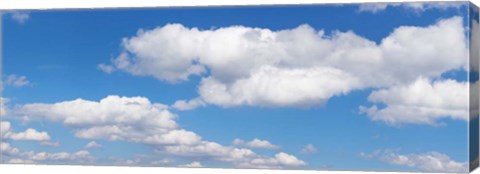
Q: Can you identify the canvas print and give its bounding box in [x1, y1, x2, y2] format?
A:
[1, 1, 479, 173]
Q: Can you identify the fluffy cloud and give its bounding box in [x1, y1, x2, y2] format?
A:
[84, 141, 102, 149]
[102, 16, 467, 110]
[358, 2, 466, 13]
[360, 78, 468, 126]
[301, 144, 318, 154]
[16, 95, 202, 146]
[161, 141, 305, 169]
[233, 138, 280, 149]
[361, 150, 468, 173]
[14, 95, 305, 168]
[4, 74, 30, 87]
[1, 142, 20, 156]
[1, 121, 51, 141]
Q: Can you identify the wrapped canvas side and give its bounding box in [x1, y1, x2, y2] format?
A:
[470, 2, 480, 172]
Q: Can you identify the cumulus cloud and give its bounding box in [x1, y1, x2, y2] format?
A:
[102, 16, 467, 110]
[1, 121, 51, 141]
[233, 138, 280, 149]
[179, 161, 203, 168]
[13, 95, 305, 168]
[360, 77, 468, 126]
[162, 141, 305, 169]
[301, 144, 318, 154]
[84, 141, 102, 149]
[15, 95, 201, 146]
[361, 150, 468, 173]
[1, 142, 20, 156]
[358, 2, 466, 13]
[4, 74, 30, 87]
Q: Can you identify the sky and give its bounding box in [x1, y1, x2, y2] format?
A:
[0, 2, 478, 173]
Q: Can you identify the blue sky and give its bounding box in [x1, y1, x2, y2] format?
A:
[0, 2, 476, 173]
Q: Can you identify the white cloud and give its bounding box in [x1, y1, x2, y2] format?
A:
[151, 159, 174, 166]
[0, 98, 8, 117]
[233, 138, 280, 149]
[7, 128, 51, 141]
[1, 121, 51, 141]
[358, 2, 466, 13]
[4, 74, 30, 87]
[16, 95, 201, 146]
[103, 16, 467, 109]
[199, 66, 361, 107]
[161, 141, 305, 169]
[361, 150, 468, 173]
[97, 64, 116, 74]
[300, 144, 318, 154]
[9, 11, 30, 24]
[360, 77, 468, 126]
[172, 98, 206, 110]
[26, 150, 92, 162]
[84, 141, 102, 149]
[1, 142, 92, 164]
[1, 142, 20, 156]
[179, 161, 203, 168]
[40, 141, 60, 147]
[14, 96, 305, 168]
[8, 158, 35, 164]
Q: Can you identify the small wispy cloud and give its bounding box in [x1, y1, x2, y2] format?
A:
[2, 11, 30, 24]
[84, 141, 102, 149]
[301, 144, 318, 154]
[360, 149, 468, 173]
[358, 2, 466, 14]
[179, 161, 203, 168]
[233, 138, 280, 149]
[4, 74, 30, 87]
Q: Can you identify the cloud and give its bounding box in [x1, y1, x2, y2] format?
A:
[97, 64, 116, 74]
[151, 159, 174, 166]
[1, 142, 20, 155]
[14, 95, 305, 168]
[8, 158, 36, 164]
[15, 95, 201, 146]
[40, 141, 60, 147]
[1, 98, 9, 117]
[84, 141, 102, 149]
[8, 11, 30, 24]
[233, 138, 280, 149]
[1, 142, 92, 164]
[361, 150, 468, 173]
[102, 16, 467, 110]
[236, 152, 306, 169]
[360, 77, 468, 126]
[172, 98, 206, 111]
[160, 141, 305, 169]
[1, 121, 51, 141]
[179, 161, 203, 168]
[4, 74, 30, 87]
[300, 144, 318, 154]
[358, 2, 466, 13]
